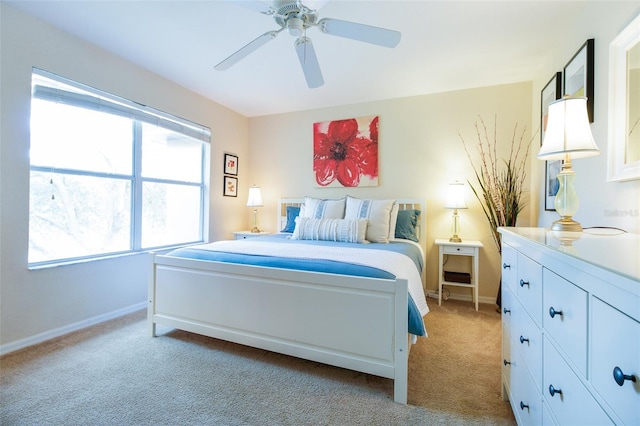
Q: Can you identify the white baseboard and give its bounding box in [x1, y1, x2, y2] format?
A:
[0, 301, 146, 356]
[426, 291, 496, 306]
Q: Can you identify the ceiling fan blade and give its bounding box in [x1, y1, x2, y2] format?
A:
[317, 18, 401, 48]
[225, 0, 275, 15]
[294, 37, 324, 89]
[215, 30, 281, 71]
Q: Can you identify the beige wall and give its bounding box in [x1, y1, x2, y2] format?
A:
[0, 4, 248, 350]
[247, 82, 533, 302]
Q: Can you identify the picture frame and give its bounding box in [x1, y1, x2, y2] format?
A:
[563, 38, 595, 122]
[541, 72, 562, 146]
[541, 72, 563, 211]
[224, 153, 238, 176]
[223, 176, 238, 197]
[545, 160, 562, 211]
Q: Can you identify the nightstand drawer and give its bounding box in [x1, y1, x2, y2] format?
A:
[443, 245, 475, 255]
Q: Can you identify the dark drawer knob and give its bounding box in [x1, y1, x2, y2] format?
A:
[503, 263, 511, 270]
[613, 366, 637, 386]
[520, 335, 529, 344]
[519, 279, 530, 287]
[549, 384, 562, 397]
[503, 359, 511, 366]
[520, 401, 529, 410]
[503, 308, 511, 314]
[549, 307, 563, 318]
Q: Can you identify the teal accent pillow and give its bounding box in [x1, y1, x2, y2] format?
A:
[395, 209, 420, 242]
[282, 206, 300, 233]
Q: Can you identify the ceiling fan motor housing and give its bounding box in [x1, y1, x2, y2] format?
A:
[273, 0, 318, 34]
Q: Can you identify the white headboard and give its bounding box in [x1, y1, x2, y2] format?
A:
[277, 198, 427, 244]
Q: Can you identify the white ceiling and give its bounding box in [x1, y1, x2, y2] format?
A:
[7, 0, 589, 117]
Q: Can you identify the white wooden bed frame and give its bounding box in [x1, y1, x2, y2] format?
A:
[148, 198, 426, 404]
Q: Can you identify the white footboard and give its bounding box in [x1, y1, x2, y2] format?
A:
[148, 253, 409, 404]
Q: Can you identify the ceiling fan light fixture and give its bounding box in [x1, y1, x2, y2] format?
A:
[287, 17, 304, 37]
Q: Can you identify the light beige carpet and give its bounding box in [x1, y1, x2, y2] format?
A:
[1, 298, 515, 425]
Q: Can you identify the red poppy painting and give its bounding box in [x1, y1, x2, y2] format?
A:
[313, 115, 379, 187]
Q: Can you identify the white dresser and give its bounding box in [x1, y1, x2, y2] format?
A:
[499, 227, 640, 425]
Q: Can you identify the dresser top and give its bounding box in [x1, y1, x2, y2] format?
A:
[499, 227, 640, 283]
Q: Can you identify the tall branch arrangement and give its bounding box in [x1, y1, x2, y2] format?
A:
[459, 115, 535, 253]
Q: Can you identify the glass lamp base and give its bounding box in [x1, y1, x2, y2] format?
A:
[449, 235, 462, 243]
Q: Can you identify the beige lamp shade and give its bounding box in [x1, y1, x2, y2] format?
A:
[538, 97, 599, 160]
[246, 185, 263, 207]
[445, 181, 468, 209]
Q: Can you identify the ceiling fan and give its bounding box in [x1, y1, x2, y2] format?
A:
[214, 0, 401, 88]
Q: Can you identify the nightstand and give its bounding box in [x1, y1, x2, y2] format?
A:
[232, 231, 270, 240]
[435, 239, 483, 310]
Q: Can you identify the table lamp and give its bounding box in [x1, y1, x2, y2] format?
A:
[246, 185, 263, 233]
[538, 97, 599, 232]
[445, 181, 467, 242]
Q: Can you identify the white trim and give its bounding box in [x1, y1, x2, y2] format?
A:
[0, 302, 146, 356]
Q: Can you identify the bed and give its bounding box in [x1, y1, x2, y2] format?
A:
[148, 197, 428, 404]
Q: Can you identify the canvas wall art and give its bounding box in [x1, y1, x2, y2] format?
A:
[313, 115, 379, 187]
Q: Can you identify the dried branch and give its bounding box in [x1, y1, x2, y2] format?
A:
[459, 116, 537, 253]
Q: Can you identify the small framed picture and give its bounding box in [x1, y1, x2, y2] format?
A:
[545, 160, 562, 211]
[224, 153, 238, 176]
[223, 176, 237, 197]
[563, 39, 595, 122]
[541, 72, 562, 146]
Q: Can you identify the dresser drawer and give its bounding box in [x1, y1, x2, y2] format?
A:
[501, 285, 514, 331]
[511, 302, 542, 390]
[543, 337, 613, 425]
[543, 269, 588, 376]
[502, 243, 518, 295]
[591, 297, 640, 425]
[517, 253, 542, 325]
[502, 323, 512, 393]
[509, 346, 542, 426]
[442, 245, 474, 255]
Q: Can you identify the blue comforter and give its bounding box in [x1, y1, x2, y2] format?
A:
[167, 234, 427, 336]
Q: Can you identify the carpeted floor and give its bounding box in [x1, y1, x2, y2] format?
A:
[0, 298, 515, 425]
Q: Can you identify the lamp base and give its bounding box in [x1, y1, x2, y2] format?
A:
[250, 227, 261, 233]
[449, 236, 462, 243]
[550, 217, 583, 233]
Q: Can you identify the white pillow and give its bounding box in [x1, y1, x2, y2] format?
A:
[344, 196, 396, 243]
[300, 196, 346, 219]
[291, 217, 368, 243]
[388, 202, 400, 240]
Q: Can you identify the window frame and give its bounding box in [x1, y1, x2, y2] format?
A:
[28, 68, 211, 268]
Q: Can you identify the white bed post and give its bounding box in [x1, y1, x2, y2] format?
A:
[393, 278, 409, 404]
[148, 253, 157, 338]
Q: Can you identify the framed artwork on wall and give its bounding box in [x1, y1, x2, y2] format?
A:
[545, 160, 562, 212]
[224, 153, 238, 176]
[223, 176, 237, 197]
[312, 115, 379, 188]
[564, 38, 595, 122]
[541, 72, 563, 211]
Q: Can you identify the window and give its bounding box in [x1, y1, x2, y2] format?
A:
[28, 69, 210, 266]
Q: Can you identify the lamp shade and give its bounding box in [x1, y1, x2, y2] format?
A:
[538, 97, 600, 160]
[246, 185, 263, 207]
[444, 181, 467, 209]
